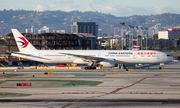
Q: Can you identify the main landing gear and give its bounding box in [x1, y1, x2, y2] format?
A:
[84, 66, 96, 70]
[120, 64, 126, 69]
[84, 61, 96, 70]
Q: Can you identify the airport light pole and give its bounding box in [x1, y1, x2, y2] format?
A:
[129, 25, 131, 48]
[136, 26, 139, 49]
[120, 22, 125, 50]
[132, 26, 134, 47]
[140, 27, 143, 50]
[129, 25, 134, 47]
[145, 28, 148, 50]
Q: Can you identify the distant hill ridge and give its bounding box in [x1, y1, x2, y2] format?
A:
[0, 9, 180, 36]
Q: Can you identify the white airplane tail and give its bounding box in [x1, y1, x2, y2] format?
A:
[129, 44, 140, 50]
[11, 29, 37, 52]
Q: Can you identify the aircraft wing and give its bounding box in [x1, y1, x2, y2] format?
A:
[61, 53, 103, 62]
[12, 52, 31, 56]
[5, 50, 11, 54]
[12, 52, 51, 60]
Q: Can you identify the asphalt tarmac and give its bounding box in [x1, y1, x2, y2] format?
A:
[0, 61, 180, 108]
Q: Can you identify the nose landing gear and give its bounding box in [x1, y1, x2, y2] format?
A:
[159, 63, 165, 69]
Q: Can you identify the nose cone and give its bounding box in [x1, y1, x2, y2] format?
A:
[167, 56, 174, 62]
[169, 56, 174, 61]
[165, 53, 174, 62]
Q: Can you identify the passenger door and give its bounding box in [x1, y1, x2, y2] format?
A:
[98, 53, 101, 57]
[39, 53, 42, 57]
[68, 55, 71, 59]
[156, 53, 160, 59]
[133, 53, 137, 59]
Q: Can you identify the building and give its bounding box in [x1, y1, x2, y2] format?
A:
[158, 28, 180, 39]
[31, 26, 34, 33]
[146, 39, 177, 48]
[137, 26, 143, 36]
[100, 24, 111, 36]
[110, 25, 114, 36]
[38, 26, 53, 33]
[114, 27, 120, 37]
[5, 32, 97, 52]
[155, 23, 161, 34]
[71, 22, 98, 37]
[56, 30, 65, 33]
[148, 27, 155, 37]
[25, 29, 28, 33]
[110, 39, 119, 48]
[98, 29, 102, 37]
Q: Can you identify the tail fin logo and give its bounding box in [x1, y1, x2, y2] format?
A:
[17, 37, 29, 48]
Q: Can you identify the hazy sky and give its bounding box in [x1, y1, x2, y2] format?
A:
[0, 0, 180, 16]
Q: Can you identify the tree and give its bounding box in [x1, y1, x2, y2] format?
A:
[164, 40, 168, 50]
[153, 40, 156, 49]
[102, 33, 108, 38]
[159, 40, 163, 50]
[143, 40, 146, 48]
[148, 46, 152, 50]
[177, 44, 180, 49]
[177, 36, 180, 45]
[152, 34, 158, 40]
[124, 35, 130, 47]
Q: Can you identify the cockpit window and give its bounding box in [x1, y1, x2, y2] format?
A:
[167, 54, 171, 57]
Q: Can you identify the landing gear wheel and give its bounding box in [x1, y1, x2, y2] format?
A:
[91, 67, 96, 70]
[123, 64, 126, 69]
[84, 66, 96, 70]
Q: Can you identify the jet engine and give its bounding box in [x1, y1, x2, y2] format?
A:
[99, 59, 116, 68]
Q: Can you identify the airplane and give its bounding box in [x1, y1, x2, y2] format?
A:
[129, 44, 140, 50]
[11, 29, 174, 70]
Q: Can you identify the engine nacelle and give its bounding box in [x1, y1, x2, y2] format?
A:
[73, 59, 88, 64]
[99, 59, 116, 68]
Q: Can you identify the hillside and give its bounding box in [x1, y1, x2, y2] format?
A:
[0, 9, 180, 36]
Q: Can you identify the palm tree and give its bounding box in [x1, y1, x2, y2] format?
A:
[159, 40, 163, 51]
[143, 40, 146, 49]
[125, 35, 130, 47]
[153, 40, 156, 49]
[165, 40, 168, 50]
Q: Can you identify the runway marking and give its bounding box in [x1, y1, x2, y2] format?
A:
[170, 85, 180, 87]
[93, 82, 103, 87]
[130, 92, 163, 94]
[62, 75, 158, 108]
[62, 92, 94, 94]
[95, 86, 124, 87]
[104, 72, 126, 74]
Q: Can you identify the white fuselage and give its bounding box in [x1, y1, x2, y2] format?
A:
[11, 50, 173, 64]
[10, 29, 174, 68]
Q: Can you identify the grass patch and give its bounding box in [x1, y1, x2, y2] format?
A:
[5, 79, 102, 87]
[0, 92, 30, 98]
[0, 81, 5, 84]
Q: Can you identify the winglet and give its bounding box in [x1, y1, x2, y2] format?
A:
[11, 29, 37, 52]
